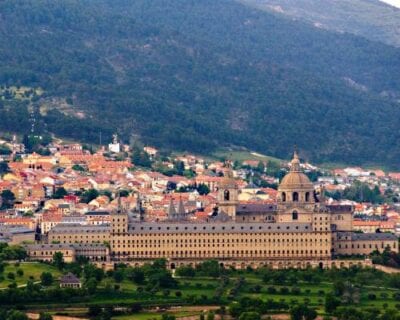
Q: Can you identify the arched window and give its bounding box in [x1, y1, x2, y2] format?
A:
[224, 190, 230, 201]
[292, 211, 298, 220]
[282, 192, 286, 202]
[305, 192, 310, 202]
[293, 192, 299, 202]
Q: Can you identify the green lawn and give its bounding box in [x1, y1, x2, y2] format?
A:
[0, 262, 62, 288]
[114, 313, 163, 320]
[213, 149, 282, 163]
[5, 265, 400, 318]
[113, 310, 202, 320]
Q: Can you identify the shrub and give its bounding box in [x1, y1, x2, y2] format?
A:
[251, 284, 262, 293]
[7, 272, 15, 280]
[279, 287, 289, 295]
[39, 312, 52, 320]
[40, 272, 53, 286]
[368, 293, 377, 300]
[380, 292, 389, 299]
[267, 286, 277, 294]
[130, 303, 142, 313]
[175, 291, 182, 297]
[17, 269, 24, 277]
[88, 305, 101, 317]
[291, 287, 301, 295]
[175, 265, 195, 277]
[163, 289, 170, 297]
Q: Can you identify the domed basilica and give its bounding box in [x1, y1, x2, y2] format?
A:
[105, 152, 399, 268]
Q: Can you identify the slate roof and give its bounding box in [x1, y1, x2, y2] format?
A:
[60, 273, 81, 284]
[336, 232, 398, 241]
[237, 203, 276, 214]
[128, 221, 312, 234]
[352, 232, 398, 241]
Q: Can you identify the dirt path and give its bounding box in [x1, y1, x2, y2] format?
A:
[375, 265, 400, 274]
[27, 314, 87, 320]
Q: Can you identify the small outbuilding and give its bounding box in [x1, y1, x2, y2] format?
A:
[59, 273, 81, 289]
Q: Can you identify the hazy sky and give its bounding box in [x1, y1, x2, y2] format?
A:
[380, 0, 400, 8]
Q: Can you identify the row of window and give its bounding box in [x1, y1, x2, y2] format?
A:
[113, 237, 330, 244]
[281, 192, 311, 202]
[51, 230, 108, 234]
[113, 249, 330, 256]
[122, 224, 312, 232]
[31, 251, 70, 256]
[51, 235, 106, 239]
[338, 242, 396, 249]
[117, 243, 331, 249]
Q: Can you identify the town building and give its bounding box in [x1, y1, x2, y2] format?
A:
[21, 151, 399, 269]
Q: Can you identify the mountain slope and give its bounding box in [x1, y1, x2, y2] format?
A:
[0, 0, 400, 167]
[240, 0, 400, 47]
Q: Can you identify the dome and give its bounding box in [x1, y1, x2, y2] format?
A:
[278, 151, 313, 190]
[279, 171, 313, 190]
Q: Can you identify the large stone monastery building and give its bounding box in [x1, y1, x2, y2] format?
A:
[107, 152, 398, 269]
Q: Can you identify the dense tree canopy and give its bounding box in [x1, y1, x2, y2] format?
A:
[0, 1, 400, 167]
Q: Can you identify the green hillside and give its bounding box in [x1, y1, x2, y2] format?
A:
[241, 0, 400, 47]
[0, 0, 400, 167]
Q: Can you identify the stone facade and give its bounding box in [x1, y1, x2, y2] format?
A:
[108, 153, 398, 267]
[26, 243, 110, 262]
[31, 152, 399, 269]
[48, 223, 110, 244]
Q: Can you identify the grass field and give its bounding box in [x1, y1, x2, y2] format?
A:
[5, 262, 400, 319]
[109, 275, 400, 319]
[113, 310, 202, 320]
[0, 262, 61, 288]
[213, 149, 283, 163]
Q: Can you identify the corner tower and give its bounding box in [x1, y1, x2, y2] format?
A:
[111, 195, 128, 234]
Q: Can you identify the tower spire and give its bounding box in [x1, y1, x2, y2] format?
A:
[177, 196, 185, 216]
[319, 184, 326, 204]
[168, 198, 177, 219]
[117, 190, 122, 213]
[290, 148, 301, 172]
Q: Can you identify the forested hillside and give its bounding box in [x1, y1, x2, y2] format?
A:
[241, 0, 400, 47]
[0, 0, 400, 167]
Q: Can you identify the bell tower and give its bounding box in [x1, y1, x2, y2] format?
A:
[217, 161, 238, 219]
